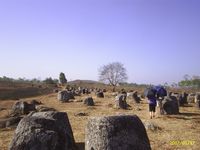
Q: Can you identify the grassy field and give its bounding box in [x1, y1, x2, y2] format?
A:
[0, 92, 200, 150]
[0, 81, 55, 100]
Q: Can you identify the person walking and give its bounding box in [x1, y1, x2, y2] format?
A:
[148, 96, 157, 119]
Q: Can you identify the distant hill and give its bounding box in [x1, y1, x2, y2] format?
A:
[68, 79, 103, 85]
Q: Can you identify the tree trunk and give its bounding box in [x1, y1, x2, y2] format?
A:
[112, 86, 116, 92]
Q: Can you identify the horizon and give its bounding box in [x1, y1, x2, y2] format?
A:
[0, 0, 200, 85]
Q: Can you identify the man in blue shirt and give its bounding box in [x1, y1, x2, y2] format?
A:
[148, 97, 157, 119]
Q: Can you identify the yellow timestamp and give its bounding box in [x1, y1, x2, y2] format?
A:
[170, 140, 195, 146]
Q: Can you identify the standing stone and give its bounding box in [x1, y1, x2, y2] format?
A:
[196, 100, 200, 109]
[85, 115, 151, 150]
[53, 89, 59, 93]
[30, 100, 42, 105]
[163, 96, 179, 115]
[195, 92, 200, 103]
[132, 91, 141, 103]
[179, 92, 188, 106]
[187, 93, 196, 103]
[84, 97, 95, 106]
[11, 101, 36, 116]
[9, 111, 76, 150]
[0, 116, 22, 129]
[57, 91, 74, 102]
[195, 93, 200, 109]
[96, 92, 104, 98]
[157, 98, 164, 115]
[115, 94, 128, 109]
[143, 121, 161, 132]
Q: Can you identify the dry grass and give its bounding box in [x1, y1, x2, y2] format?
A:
[0, 92, 200, 150]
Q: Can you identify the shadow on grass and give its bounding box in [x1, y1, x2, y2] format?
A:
[76, 142, 85, 150]
[179, 112, 200, 117]
[167, 113, 200, 120]
[179, 104, 195, 107]
[166, 112, 200, 120]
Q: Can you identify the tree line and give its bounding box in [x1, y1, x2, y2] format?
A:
[178, 75, 200, 88]
[0, 72, 67, 85]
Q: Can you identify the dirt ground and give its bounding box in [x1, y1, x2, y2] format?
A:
[0, 92, 200, 150]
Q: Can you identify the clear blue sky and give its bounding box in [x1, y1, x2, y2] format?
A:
[0, 0, 200, 84]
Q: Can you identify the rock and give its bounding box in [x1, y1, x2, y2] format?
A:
[71, 90, 81, 96]
[127, 92, 133, 98]
[57, 91, 75, 102]
[0, 107, 6, 111]
[111, 92, 118, 97]
[187, 93, 195, 103]
[85, 115, 151, 150]
[74, 112, 88, 117]
[196, 100, 200, 109]
[96, 92, 104, 98]
[82, 88, 86, 94]
[179, 92, 188, 106]
[0, 116, 22, 129]
[36, 105, 57, 112]
[115, 94, 128, 109]
[195, 92, 200, 103]
[30, 100, 42, 105]
[102, 89, 107, 92]
[84, 97, 95, 106]
[0, 120, 5, 128]
[9, 111, 76, 150]
[163, 96, 179, 115]
[11, 101, 36, 116]
[53, 89, 59, 93]
[195, 93, 200, 109]
[132, 91, 141, 103]
[5, 116, 22, 128]
[144, 121, 161, 132]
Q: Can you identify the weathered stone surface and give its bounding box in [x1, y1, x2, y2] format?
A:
[0, 116, 22, 129]
[5, 116, 22, 128]
[195, 92, 200, 103]
[9, 111, 76, 150]
[195, 93, 200, 109]
[84, 97, 95, 106]
[115, 94, 128, 109]
[103, 89, 107, 92]
[57, 91, 75, 102]
[30, 99, 42, 105]
[85, 115, 151, 150]
[11, 101, 36, 116]
[0, 107, 6, 111]
[96, 92, 104, 98]
[179, 92, 188, 106]
[187, 93, 195, 103]
[143, 121, 161, 132]
[196, 100, 200, 109]
[53, 89, 59, 93]
[71, 90, 81, 96]
[36, 105, 57, 112]
[163, 96, 179, 115]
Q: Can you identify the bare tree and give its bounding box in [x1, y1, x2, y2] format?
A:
[99, 62, 128, 91]
[184, 74, 190, 81]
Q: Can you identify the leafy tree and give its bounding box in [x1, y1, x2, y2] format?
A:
[43, 77, 58, 85]
[178, 75, 200, 88]
[59, 72, 67, 85]
[99, 62, 128, 91]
